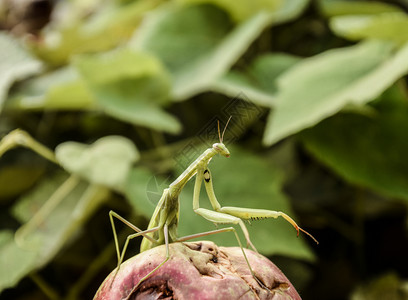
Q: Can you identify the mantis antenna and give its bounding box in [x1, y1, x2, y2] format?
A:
[217, 121, 221, 143]
[218, 116, 232, 143]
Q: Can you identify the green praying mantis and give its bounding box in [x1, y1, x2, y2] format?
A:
[110, 118, 318, 291]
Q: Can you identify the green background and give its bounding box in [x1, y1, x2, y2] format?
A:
[1, 0, 408, 299]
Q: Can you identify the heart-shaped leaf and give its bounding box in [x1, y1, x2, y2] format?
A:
[56, 136, 139, 190]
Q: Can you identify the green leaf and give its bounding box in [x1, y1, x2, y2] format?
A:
[1, 173, 109, 291]
[31, 0, 161, 66]
[0, 33, 42, 113]
[131, 4, 273, 100]
[5, 66, 96, 111]
[330, 12, 408, 45]
[0, 231, 38, 292]
[212, 53, 301, 107]
[301, 89, 408, 202]
[56, 136, 139, 190]
[75, 48, 181, 133]
[246, 54, 302, 94]
[318, 0, 402, 17]
[178, 147, 314, 260]
[263, 40, 408, 145]
[12, 176, 108, 262]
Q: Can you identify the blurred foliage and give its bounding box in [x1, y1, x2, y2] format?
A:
[0, 0, 408, 299]
[350, 273, 408, 300]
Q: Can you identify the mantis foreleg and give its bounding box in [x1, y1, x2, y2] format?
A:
[202, 168, 319, 244]
[192, 167, 257, 252]
[219, 206, 319, 244]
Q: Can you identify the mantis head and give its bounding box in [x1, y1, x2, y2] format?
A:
[214, 116, 232, 157]
[213, 143, 230, 157]
[213, 116, 232, 157]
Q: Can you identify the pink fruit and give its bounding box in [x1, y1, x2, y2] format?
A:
[94, 241, 301, 300]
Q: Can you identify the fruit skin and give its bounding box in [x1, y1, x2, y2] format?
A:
[94, 241, 301, 300]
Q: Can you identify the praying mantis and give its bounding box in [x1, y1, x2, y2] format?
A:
[109, 118, 318, 291]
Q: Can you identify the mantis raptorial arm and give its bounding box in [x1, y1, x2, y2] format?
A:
[189, 168, 275, 291]
[202, 168, 319, 244]
[219, 206, 319, 244]
[192, 167, 258, 252]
